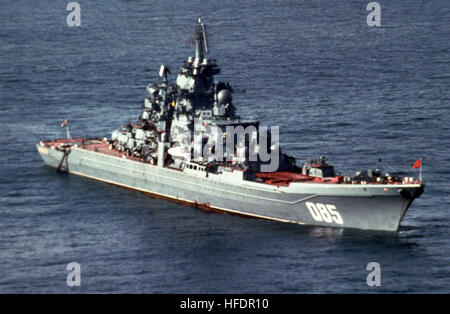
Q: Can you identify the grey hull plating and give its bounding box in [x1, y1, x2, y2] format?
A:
[37, 143, 424, 232]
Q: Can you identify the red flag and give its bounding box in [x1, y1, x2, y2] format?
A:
[60, 120, 68, 127]
[413, 159, 421, 169]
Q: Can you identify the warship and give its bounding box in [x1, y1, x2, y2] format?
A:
[37, 19, 424, 231]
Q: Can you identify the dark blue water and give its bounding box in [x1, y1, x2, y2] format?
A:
[0, 0, 448, 293]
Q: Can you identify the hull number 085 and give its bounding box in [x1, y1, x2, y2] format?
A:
[305, 202, 344, 224]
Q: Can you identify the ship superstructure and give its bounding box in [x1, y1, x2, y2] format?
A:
[108, 18, 294, 175]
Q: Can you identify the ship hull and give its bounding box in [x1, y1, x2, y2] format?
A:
[37, 143, 424, 232]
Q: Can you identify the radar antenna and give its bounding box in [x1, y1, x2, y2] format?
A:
[199, 18, 208, 53]
[194, 18, 209, 66]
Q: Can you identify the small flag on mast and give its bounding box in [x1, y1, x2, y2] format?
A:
[60, 120, 72, 139]
[413, 158, 421, 169]
[413, 157, 423, 182]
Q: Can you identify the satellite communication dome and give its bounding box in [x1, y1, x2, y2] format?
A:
[147, 84, 159, 96]
[217, 89, 232, 104]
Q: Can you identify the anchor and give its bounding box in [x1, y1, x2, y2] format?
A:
[57, 148, 71, 172]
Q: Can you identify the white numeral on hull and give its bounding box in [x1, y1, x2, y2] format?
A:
[305, 202, 344, 224]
